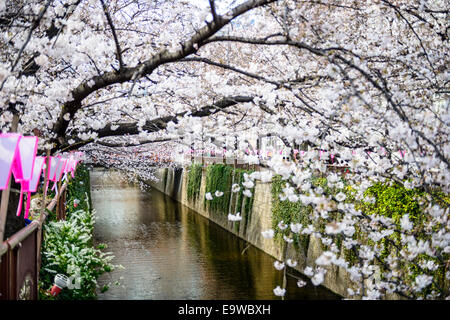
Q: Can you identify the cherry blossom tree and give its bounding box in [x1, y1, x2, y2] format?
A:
[0, 0, 448, 299]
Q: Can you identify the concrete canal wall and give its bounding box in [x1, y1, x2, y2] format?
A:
[147, 166, 354, 298]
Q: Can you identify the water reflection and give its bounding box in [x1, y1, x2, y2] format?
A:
[91, 169, 339, 300]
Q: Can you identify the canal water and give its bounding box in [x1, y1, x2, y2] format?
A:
[91, 169, 339, 300]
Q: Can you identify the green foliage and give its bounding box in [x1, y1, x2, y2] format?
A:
[66, 164, 92, 217]
[44, 208, 57, 223]
[101, 285, 109, 293]
[358, 182, 423, 261]
[360, 182, 447, 297]
[202, 165, 256, 226]
[204, 164, 233, 214]
[362, 182, 425, 227]
[187, 164, 202, 202]
[233, 168, 255, 226]
[295, 173, 448, 297]
[39, 164, 116, 300]
[271, 175, 311, 252]
[39, 208, 115, 300]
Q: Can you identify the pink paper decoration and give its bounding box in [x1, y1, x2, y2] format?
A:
[20, 156, 45, 219]
[63, 158, 70, 173]
[55, 158, 67, 181]
[73, 159, 79, 176]
[28, 156, 46, 193]
[50, 157, 67, 195]
[12, 136, 38, 218]
[48, 156, 60, 181]
[64, 157, 75, 177]
[0, 133, 21, 190]
[1, 136, 84, 220]
[45, 156, 60, 195]
[12, 136, 38, 182]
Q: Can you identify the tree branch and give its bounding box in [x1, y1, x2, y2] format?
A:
[100, 0, 124, 70]
[51, 0, 277, 148]
[54, 95, 254, 152]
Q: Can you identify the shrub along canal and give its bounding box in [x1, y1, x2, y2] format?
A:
[91, 168, 339, 299]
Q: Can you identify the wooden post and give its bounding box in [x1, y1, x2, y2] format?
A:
[0, 114, 19, 245]
[0, 178, 12, 246]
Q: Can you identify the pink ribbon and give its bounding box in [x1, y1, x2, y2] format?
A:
[21, 156, 45, 219]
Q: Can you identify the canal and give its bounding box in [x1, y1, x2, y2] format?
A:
[91, 169, 339, 300]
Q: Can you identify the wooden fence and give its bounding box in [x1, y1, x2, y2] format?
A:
[0, 183, 67, 300]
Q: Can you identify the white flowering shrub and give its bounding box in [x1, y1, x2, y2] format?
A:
[39, 164, 117, 300]
[39, 207, 116, 299]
